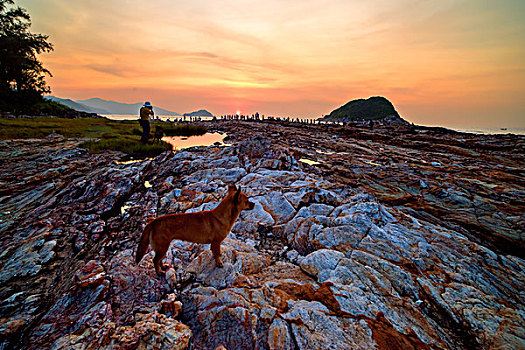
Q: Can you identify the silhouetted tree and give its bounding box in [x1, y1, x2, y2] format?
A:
[0, 0, 53, 111]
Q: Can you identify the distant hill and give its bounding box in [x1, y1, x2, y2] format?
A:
[45, 96, 109, 114]
[47, 96, 181, 116]
[183, 109, 213, 117]
[323, 96, 406, 123]
[77, 98, 181, 116]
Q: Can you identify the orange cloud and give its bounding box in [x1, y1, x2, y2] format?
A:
[22, 0, 525, 127]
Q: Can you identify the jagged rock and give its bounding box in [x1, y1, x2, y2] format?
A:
[183, 167, 246, 185]
[267, 318, 294, 350]
[109, 249, 171, 322]
[0, 232, 56, 284]
[284, 187, 342, 209]
[29, 279, 111, 348]
[239, 201, 275, 226]
[282, 300, 376, 349]
[159, 293, 182, 317]
[51, 310, 191, 350]
[183, 239, 272, 289]
[74, 260, 106, 288]
[300, 249, 345, 278]
[109, 312, 191, 349]
[1, 121, 524, 350]
[294, 203, 334, 219]
[254, 191, 296, 224]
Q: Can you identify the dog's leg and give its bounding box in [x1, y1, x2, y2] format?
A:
[211, 241, 224, 267]
[153, 252, 164, 275]
[153, 246, 170, 275]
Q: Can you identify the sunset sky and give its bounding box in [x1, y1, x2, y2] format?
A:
[19, 0, 525, 128]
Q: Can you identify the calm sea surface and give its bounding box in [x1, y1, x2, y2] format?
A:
[452, 127, 525, 136]
[162, 133, 227, 150]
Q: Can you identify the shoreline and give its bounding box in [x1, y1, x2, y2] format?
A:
[3, 113, 524, 136]
[104, 114, 525, 136]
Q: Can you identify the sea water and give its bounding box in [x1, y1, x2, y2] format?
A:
[162, 132, 228, 150]
[453, 127, 525, 136]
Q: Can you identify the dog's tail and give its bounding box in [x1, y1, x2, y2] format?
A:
[135, 222, 152, 264]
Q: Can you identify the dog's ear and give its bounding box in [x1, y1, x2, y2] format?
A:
[228, 183, 237, 192]
[233, 187, 241, 202]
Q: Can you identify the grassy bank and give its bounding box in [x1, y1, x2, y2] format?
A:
[79, 135, 172, 158]
[0, 116, 207, 158]
[162, 123, 207, 137]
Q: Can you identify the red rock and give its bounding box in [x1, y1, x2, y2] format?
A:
[74, 260, 106, 288]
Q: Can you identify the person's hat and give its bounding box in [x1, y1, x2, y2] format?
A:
[144, 101, 152, 107]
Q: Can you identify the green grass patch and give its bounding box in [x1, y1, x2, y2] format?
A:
[0, 117, 207, 158]
[79, 135, 172, 158]
[160, 123, 207, 136]
[0, 116, 137, 139]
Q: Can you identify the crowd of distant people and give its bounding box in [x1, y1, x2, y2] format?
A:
[164, 113, 399, 129]
[139, 101, 401, 139]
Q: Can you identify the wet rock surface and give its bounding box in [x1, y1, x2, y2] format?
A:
[0, 121, 524, 349]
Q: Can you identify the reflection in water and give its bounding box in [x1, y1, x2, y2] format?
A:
[114, 159, 149, 165]
[366, 160, 382, 166]
[315, 149, 335, 155]
[162, 132, 228, 150]
[120, 205, 132, 214]
[299, 158, 322, 165]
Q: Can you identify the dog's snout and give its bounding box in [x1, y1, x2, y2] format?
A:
[248, 201, 255, 210]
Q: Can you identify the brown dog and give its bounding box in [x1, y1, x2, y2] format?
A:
[135, 184, 255, 274]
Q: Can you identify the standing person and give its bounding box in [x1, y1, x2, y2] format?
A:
[139, 101, 154, 143]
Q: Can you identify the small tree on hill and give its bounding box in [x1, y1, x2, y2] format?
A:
[0, 0, 53, 112]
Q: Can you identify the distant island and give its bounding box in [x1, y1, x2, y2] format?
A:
[46, 96, 181, 116]
[322, 96, 407, 124]
[183, 109, 214, 117]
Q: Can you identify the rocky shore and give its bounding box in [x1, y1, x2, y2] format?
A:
[0, 121, 523, 349]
